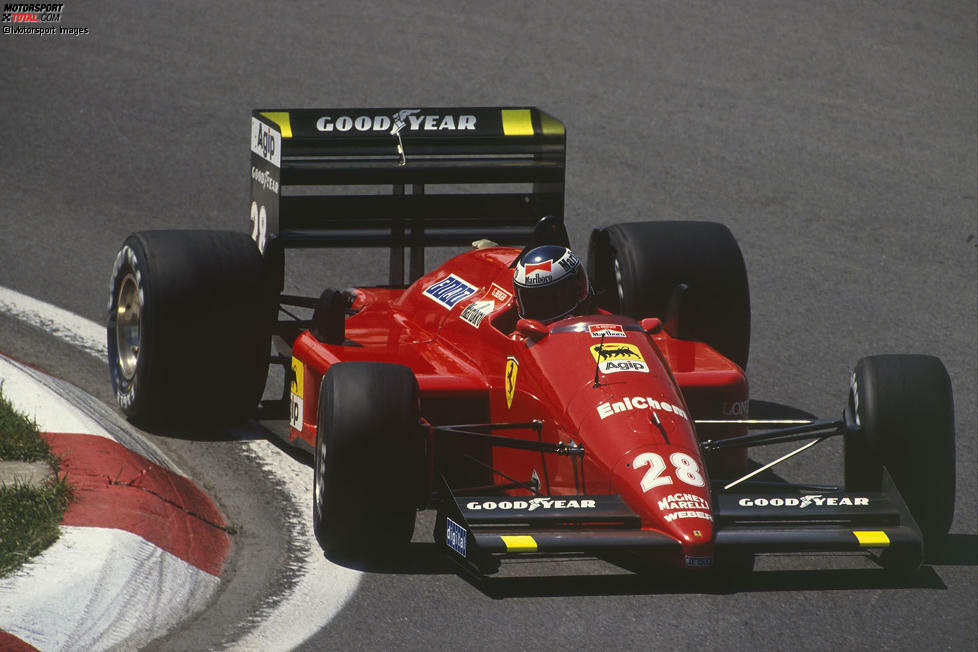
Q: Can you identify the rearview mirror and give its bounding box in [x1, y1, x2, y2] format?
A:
[641, 317, 663, 334]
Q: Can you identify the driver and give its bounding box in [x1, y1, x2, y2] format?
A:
[513, 245, 592, 323]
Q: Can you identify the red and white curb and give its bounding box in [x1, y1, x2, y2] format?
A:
[0, 285, 363, 649]
[0, 355, 228, 650]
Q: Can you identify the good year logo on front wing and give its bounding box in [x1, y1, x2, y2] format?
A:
[465, 498, 597, 511]
[738, 495, 870, 507]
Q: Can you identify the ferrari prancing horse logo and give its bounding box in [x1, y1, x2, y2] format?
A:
[505, 356, 518, 408]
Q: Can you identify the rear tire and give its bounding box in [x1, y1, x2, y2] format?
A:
[313, 362, 424, 559]
[588, 221, 750, 369]
[844, 355, 955, 550]
[106, 230, 272, 427]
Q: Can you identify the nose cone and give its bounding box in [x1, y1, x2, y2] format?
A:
[612, 447, 715, 568]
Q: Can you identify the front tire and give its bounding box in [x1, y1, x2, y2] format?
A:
[844, 355, 955, 550]
[313, 362, 424, 559]
[106, 230, 272, 426]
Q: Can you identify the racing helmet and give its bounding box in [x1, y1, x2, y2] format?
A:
[513, 245, 590, 323]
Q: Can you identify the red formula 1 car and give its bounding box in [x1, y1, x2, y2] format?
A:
[107, 107, 955, 575]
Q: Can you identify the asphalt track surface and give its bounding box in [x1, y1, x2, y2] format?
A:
[2, 1, 976, 650]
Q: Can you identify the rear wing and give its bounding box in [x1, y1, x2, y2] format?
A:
[249, 107, 566, 285]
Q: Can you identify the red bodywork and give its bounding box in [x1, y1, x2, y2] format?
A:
[289, 247, 748, 568]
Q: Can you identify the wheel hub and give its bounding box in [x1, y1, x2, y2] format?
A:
[116, 274, 141, 381]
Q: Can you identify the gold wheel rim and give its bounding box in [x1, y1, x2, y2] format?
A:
[116, 274, 141, 381]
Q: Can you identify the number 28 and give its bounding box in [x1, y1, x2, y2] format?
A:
[632, 452, 705, 490]
[250, 201, 268, 254]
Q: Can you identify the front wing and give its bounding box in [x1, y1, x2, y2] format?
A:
[433, 471, 923, 574]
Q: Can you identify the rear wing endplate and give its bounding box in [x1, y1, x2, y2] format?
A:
[249, 107, 566, 285]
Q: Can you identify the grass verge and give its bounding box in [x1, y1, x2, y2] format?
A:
[0, 384, 73, 577]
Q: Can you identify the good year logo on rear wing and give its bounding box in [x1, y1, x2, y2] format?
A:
[315, 110, 478, 133]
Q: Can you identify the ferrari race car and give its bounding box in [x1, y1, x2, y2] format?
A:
[106, 107, 955, 575]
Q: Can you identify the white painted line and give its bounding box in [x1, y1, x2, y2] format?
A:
[0, 286, 106, 363]
[228, 436, 362, 650]
[0, 526, 220, 652]
[0, 285, 363, 645]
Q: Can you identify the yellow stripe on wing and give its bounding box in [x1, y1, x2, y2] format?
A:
[501, 109, 534, 136]
[500, 535, 537, 552]
[853, 530, 890, 547]
[261, 111, 293, 138]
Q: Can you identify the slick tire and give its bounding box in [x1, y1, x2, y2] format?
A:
[313, 362, 424, 559]
[587, 221, 750, 370]
[844, 355, 955, 551]
[107, 230, 272, 427]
